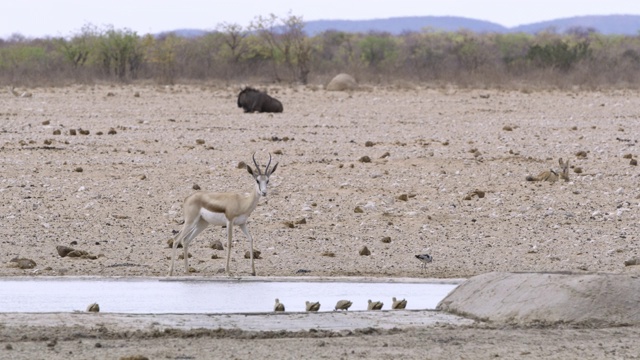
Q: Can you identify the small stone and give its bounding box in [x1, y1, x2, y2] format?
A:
[192, 184, 201, 190]
[359, 156, 371, 163]
[380, 152, 390, 159]
[69, 129, 77, 136]
[624, 257, 640, 266]
[283, 221, 295, 228]
[57, 245, 75, 257]
[295, 218, 307, 225]
[365, 141, 375, 147]
[5, 344, 12, 350]
[108, 128, 117, 135]
[502, 125, 513, 131]
[167, 238, 182, 248]
[573, 167, 583, 174]
[210, 240, 224, 250]
[42, 120, 50, 125]
[631, 159, 638, 166]
[623, 153, 633, 159]
[211, 254, 219, 259]
[133, 91, 141, 97]
[321, 251, 335, 257]
[237, 161, 247, 169]
[576, 150, 588, 158]
[381, 236, 391, 243]
[359, 246, 371, 256]
[53, 129, 61, 135]
[9, 258, 36, 269]
[195, 139, 205, 145]
[354, 206, 364, 213]
[397, 194, 408, 201]
[87, 303, 100, 312]
[244, 250, 261, 259]
[74, 167, 83, 172]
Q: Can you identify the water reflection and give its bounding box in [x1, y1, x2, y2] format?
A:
[0, 278, 458, 313]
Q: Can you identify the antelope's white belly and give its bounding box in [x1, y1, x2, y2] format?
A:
[200, 209, 249, 226]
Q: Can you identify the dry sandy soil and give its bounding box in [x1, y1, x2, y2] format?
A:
[1, 84, 639, 358]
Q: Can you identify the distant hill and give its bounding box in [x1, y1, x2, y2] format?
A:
[302, 16, 507, 35]
[302, 14, 640, 35]
[163, 15, 640, 38]
[511, 15, 640, 35]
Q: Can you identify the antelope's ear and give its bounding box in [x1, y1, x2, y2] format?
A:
[269, 162, 278, 175]
[246, 166, 254, 176]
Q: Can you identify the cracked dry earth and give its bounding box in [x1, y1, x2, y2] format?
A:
[1, 84, 639, 359]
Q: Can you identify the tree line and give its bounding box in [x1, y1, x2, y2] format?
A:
[2, 13, 640, 88]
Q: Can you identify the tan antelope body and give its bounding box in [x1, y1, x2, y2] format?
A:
[168, 154, 277, 276]
[526, 158, 570, 183]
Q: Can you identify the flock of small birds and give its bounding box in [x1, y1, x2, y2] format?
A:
[272, 254, 431, 313]
[274, 297, 409, 312]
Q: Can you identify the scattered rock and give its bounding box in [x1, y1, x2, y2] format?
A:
[52, 129, 61, 135]
[87, 303, 100, 312]
[576, 150, 588, 159]
[622, 153, 633, 159]
[463, 189, 486, 200]
[624, 257, 639, 266]
[359, 246, 371, 256]
[397, 194, 408, 201]
[9, 258, 36, 269]
[108, 128, 117, 135]
[244, 250, 261, 259]
[631, 159, 638, 166]
[321, 251, 335, 257]
[69, 129, 77, 136]
[573, 167, 583, 174]
[67, 250, 98, 260]
[365, 141, 375, 147]
[120, 356, 149, 360]
[192, 184, 201, 190]
[56, 245, 75, 257]
[237, 161, 247, 169]
[381, 236, 391, 243]
[210, 240, 224, 250]
[354, 206, 364, 213]
[295, 218, 307, 225]
[211, 254, 219, 259]
[195, 139, 205, 145]
[133, 92, 141, 98]
[167, 238, 182, 248]
[380, 152, 390, 159]
[502, 125, 513, 131]
[178, 253, 191, 260]
[74, 167, 83, 172]
[326, 73, 358, 91]
[359, 155, 371, 163]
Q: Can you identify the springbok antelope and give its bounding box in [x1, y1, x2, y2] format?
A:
[168, 153, 278, 276]
[526, 158, 569, 183]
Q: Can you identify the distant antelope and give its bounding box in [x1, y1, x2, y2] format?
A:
[526, 158, 569, 183]
[168, 153, 278, 276]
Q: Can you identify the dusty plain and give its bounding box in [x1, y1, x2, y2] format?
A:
[1, 84, 639, 359]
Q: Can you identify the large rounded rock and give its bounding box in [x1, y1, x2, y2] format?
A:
[437, 272, 640, 326]
[326, 73, 358, 91]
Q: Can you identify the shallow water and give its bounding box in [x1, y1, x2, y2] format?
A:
[0, 278, 458, 313]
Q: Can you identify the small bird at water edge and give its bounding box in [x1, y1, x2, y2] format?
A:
[415, 253, 433, 270]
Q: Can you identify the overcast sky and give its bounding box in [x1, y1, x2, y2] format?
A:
[3, 0, 640, 38]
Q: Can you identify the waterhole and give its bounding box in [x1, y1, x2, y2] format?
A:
[0, 277, 459, 313]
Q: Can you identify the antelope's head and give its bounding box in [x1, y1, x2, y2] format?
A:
[247, 153, 278, 196]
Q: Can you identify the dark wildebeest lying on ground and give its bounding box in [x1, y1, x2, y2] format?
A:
[237, 87, 283, 113]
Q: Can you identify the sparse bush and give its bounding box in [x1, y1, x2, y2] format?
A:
[1, 19, 639, 89]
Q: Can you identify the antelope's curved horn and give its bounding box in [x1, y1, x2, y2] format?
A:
[265, 153, 272, 174]
[252, 152, 262, 175]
